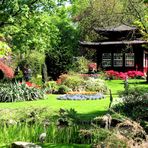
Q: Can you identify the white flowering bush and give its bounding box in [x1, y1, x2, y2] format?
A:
[59, 74, 108, 93]
[85, 78, 108, 93]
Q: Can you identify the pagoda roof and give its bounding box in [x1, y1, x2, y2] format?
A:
[94, 25, 139, 40]
[94, 25, 137, 32]
[80, 40, 148, 47]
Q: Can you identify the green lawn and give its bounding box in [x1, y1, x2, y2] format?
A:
[0, 79, 147, 119]
[0, 95, 110, 119]
[105, 79, 148, 94]
[0, 79, 147, 147]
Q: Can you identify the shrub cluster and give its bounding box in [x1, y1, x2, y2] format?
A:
[106, 70, 144, 80]
[44, 81, 59, 94]
[72, 56, 90, 73]
[18, 51, 45, 78]
[57, 74, 108, 93]
[0, 82, 45, 102]
[85, 78, 107, 92]
[62, 74, 84, 91]
[113, 87, 148, 121]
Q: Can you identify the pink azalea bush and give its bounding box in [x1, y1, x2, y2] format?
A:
[126, 71, 144, 78]
[106, 70, 144, 80]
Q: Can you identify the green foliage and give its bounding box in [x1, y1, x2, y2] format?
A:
[16, 51, 45, 80]
[58, 85, 70, 94]
[45, 12, 79, 80]
[61, 74, 108, 93]
[44, 81, 58, 93]
[0, 34, 11, 59]
[85, 78, 108, 93]
[134, 14, 148, 41]
[0, 0, 79, 81]
[0, 41, 11, 59]
[72, 56, 90, 73]
[113, 87, 148, 121]
[27, 51, 45, 76]
[22, 51, 44, 74]
[0, 120, 127, 147]
[56, 108, 78, 126]
[41, 63, 48, 83]
[62, 74, 84, 91]
[0, 82, 45, 102]
[31, 75, 43, 86]
[0, 0, 60, 54]
[72, 0, 148, 41]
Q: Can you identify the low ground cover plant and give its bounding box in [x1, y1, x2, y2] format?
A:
[57, 93, 105, 100]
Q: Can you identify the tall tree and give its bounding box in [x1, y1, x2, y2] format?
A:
[0, 0, 79, 79]
[46, 5, 79, 80]
[71, 0, 148, 41]
[0, 0, 60, 55]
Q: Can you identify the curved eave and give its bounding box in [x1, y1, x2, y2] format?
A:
[94, 25, 137, 33]
[79, 40, 148, 47]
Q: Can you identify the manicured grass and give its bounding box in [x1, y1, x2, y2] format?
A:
[106, 79, 148, 94]
[0, 79, 147, 147]
[0, 79, 147, 119]
[0, 95, 110, 119]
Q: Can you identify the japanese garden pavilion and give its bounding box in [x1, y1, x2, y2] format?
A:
[80, 25, 148, 73]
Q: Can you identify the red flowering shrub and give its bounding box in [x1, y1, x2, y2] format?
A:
[25, 82, 34, 87]
[127, 71, 144, 78]
[106, 70, 120, 79]
[118, 72, 127, 80]
[19, 81, 40, 88]
[105, 70, 144, 80]
[0, 61, 14, 79]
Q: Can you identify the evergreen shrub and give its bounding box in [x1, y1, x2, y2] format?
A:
[72, 56, 90, 73]
[113, 87, 148, 121]
[44, 81, 58, 94]
[58, 85, 70, 94]
[17, 51, 45, 78]
[62, 74, 84, 91]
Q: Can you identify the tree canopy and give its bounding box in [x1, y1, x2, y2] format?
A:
[0, 0, 147, 79]
[71, 0, 148, 41]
